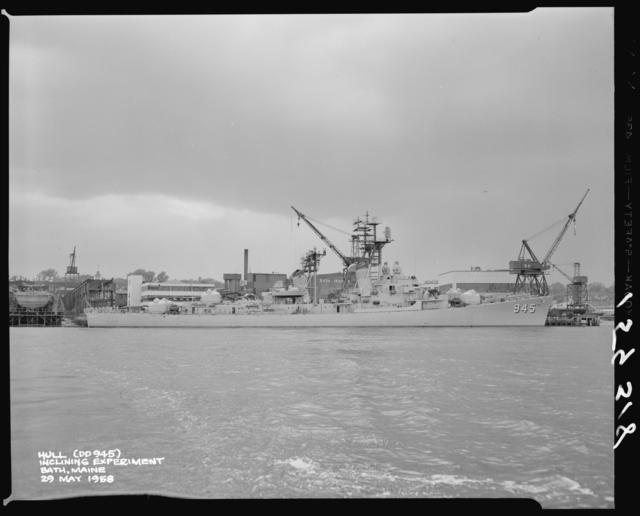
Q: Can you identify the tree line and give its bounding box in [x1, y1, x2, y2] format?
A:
[128, 269, 169, 283]
[548, 281, 615, 306]
[126, 269, 221, 286]
[9, 268, 223, 288]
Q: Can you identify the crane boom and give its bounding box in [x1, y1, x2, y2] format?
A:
[522, 240, 541, 264]
[542, 188, 590, 265]
[291, 206, 355, 267]
[66, 246, 78, 276]
[550, 262, 573, 283]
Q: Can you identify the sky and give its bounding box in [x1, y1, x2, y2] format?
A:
[8, 9, 615, 285]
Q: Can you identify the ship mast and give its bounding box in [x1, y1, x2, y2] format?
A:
[351, 211, 393, 281]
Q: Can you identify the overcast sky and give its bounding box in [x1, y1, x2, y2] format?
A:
[8, 9, 614, 285]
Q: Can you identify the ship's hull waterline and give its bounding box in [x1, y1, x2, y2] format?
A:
[85, 296, 552, 328]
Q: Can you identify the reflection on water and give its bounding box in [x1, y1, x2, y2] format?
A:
[10, 326, 613, 507]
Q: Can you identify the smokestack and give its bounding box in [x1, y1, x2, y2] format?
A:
[244, 249, 249, 281]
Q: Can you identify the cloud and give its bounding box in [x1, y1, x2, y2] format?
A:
[8, 190, 349, 279]
[8, 11, 614, 284]
[8, 12, 611, 211]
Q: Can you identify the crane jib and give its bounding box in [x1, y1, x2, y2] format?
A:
[542, 188, 589, 265]
[291, 206, 352, 267]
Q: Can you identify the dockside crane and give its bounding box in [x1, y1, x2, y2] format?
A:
[550, 262, 590, 308]
[291, 206, 359, 268]
[65, 246, 79, 279]
[550, 262, 574, 284]
[510, 189, 590, 296]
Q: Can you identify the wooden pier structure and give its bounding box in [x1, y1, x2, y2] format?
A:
[9, 306, 63, 327]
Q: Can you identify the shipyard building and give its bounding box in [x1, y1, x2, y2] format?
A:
[63, 278, 125, 315]
[222, 272, 289, 297]
[246, 273, 288, 295]
[126, 249, 289, 305]
[437, 268, 514, 295]
[127, 276, 220, 306]
[127, 273, 290, 306]
[222, 249, 288, 297]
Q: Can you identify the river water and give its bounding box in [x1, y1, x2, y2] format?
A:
[9, 325, 614, 507]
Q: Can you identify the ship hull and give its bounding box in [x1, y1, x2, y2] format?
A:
[13, 292, 53, 310]
[85, 296, 552, 328]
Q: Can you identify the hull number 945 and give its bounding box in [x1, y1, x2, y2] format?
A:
[513, 304, 536, 314]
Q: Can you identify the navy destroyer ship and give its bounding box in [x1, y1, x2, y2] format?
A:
[85, 206, 556, 328]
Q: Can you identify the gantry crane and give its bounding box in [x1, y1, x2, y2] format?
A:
[551, 262, 589, 308]
[510, 189, 590, 296]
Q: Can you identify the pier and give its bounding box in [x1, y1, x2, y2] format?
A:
[9, 306, 63, 327]
[545, 306, 601, 326]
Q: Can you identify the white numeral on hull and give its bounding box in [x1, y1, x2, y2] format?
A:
[514, 304, 536, 314]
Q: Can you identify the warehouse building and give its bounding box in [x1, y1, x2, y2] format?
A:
[222, 249, 289, 297]
[246, 272, 288, 296]
[437, 268, 515, 295]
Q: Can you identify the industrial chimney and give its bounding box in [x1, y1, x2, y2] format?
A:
[244, 249, 249, 281]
